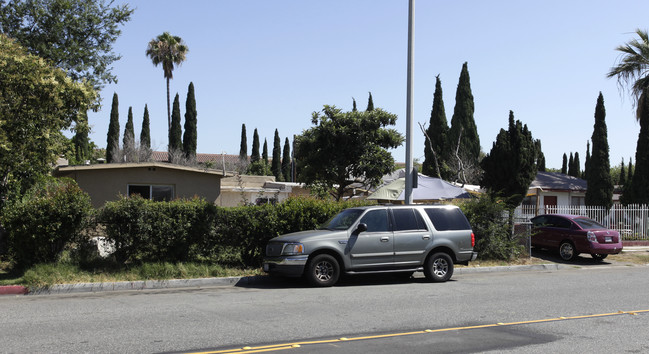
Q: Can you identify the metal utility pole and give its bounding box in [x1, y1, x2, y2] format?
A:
[404, 0, 415, 204]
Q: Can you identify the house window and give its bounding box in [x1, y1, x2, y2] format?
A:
[571, 196, 585, 206]
[128, 184, 174, 202]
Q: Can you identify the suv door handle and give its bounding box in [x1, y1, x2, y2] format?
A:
[422, 235, 430, 240]
[380, 237, 390, 242]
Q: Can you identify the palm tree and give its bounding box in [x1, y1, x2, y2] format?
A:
[146, 32, 189, 131]
[607, 29, 649, 120]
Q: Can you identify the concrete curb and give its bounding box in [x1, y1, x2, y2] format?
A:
[0, 285, 29, 295]
[455, 263, 565, 274]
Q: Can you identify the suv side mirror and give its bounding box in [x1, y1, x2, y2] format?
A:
[355, 223, 368, 233]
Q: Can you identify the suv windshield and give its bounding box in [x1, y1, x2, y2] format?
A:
[319, 209, 364, 230]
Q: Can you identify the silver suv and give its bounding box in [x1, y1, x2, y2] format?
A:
[263, 204, 477, 287]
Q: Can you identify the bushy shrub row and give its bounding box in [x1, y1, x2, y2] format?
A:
[100, 196, 372, 267]
[0, 177, 94, 268]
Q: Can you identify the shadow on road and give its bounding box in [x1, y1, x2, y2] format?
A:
[530, 247, 613, 266]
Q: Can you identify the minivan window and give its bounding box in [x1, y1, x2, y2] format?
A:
[424, 207, 471, 231]
[393, 208, 427, 231]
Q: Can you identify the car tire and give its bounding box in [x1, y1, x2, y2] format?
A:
[559, 241, 577, 261]
[424, 252, 453, 282]
[306, 254, 340, 287]
[591, 253, 608, 261]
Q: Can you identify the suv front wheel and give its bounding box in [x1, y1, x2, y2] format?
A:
[424, 252, 454, 282]
[305, 254, 340, 287]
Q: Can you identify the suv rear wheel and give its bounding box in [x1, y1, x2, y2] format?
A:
[305, 254, 340, 287]
[424, 252, 453, 282]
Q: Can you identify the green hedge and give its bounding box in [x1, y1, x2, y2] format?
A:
[100, 196, 372, 267]
[0, 177, 93, 268]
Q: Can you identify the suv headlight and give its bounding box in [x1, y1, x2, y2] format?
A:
[281, 243, 304, 255]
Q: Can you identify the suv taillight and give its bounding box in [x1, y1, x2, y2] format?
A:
[471, 232, 475, 247]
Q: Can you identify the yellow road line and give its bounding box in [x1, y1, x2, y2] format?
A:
[188, 309, 649, 354]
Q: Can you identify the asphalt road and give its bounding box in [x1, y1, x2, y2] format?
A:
[1, 265, 648, 353]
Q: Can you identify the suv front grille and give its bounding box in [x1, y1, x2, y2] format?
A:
[266, 242, 284, 257]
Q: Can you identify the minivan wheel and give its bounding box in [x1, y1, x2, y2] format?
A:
[306, 254, 340, 287]
[559, 241, 577, 261]
[424, 252, 453, 282]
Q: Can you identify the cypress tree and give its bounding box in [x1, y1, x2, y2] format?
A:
[619, 158, 626, 185]
[106, 92, 120, 163]
[282, 137, 291, 182]
[123, 106, 135, 149]
[568, 153, 575, 177]
[251, 128, 260, 163]
[627, 91, 649, 204]
[561, 153, 568, 174]
[352, 97, 357, 112]
[480, 110, 537, 208]
[140, 104, 151, 149]
[366, 92, 374, 111]
[584, 141, 591, 180]
[169, 93, 182, 153]
[262, 138, 268, 163]
[449, 62, 480, 168]
[73, 110, 90, 164]
[239, 124, 248, 161]
[422, 75, 449, 179]
[535, 140, 546, 172]
[272, 129, 282, 180]
[585, 93, 613, 209]
[183, 82, 197, 160]
[573, 152, 581, 177]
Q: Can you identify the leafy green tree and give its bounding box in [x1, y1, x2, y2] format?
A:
[449, 62, 480, 169]
[480, 110, 538, 208]
[0, 35, 95, 207]
[146, 32, 189, 132]
[247, 160, 271, 176]
[282, 137, 292, 182]
[0, 0, 133, 96]
[140, 104, 151, 149]
[272, 129, 282, 180]
[568, 153, 575, 177]
[295, 105, 404, 201]
[561, 153, 568, 174]
[239, 124, 247, 161]
[422, 75, 450, 179]
[183, 82, 197, 160]
[106, 92, 120, 163]
[366, 92, 374, 111]
[169, 93, 182, 153]
[585, 93, 613, 209]
[573, 152, 581, 177]
[251, 129, 260, 163]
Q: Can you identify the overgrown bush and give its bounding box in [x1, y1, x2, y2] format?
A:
[0, 177, 93, 268]
[100, 196, 216, 263]
[100, 196, 372, 267]
[459, 194, 524, 260]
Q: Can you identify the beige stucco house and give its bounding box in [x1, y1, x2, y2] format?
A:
[53, 162, 224, 208]
[522, 171, 587, 213]
[216, 175, 310, 207]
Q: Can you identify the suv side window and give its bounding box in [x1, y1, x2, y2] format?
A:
[359, 209, 390, 232]
[424, 207, 471, 231]
[392, 208, 428, 231]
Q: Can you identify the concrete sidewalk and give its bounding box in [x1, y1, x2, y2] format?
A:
[2, 247, 647, 296]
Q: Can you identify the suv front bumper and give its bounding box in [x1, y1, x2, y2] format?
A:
[263, 255, 309, 277]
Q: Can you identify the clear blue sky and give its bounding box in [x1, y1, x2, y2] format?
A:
[87, 0, 649, 170]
